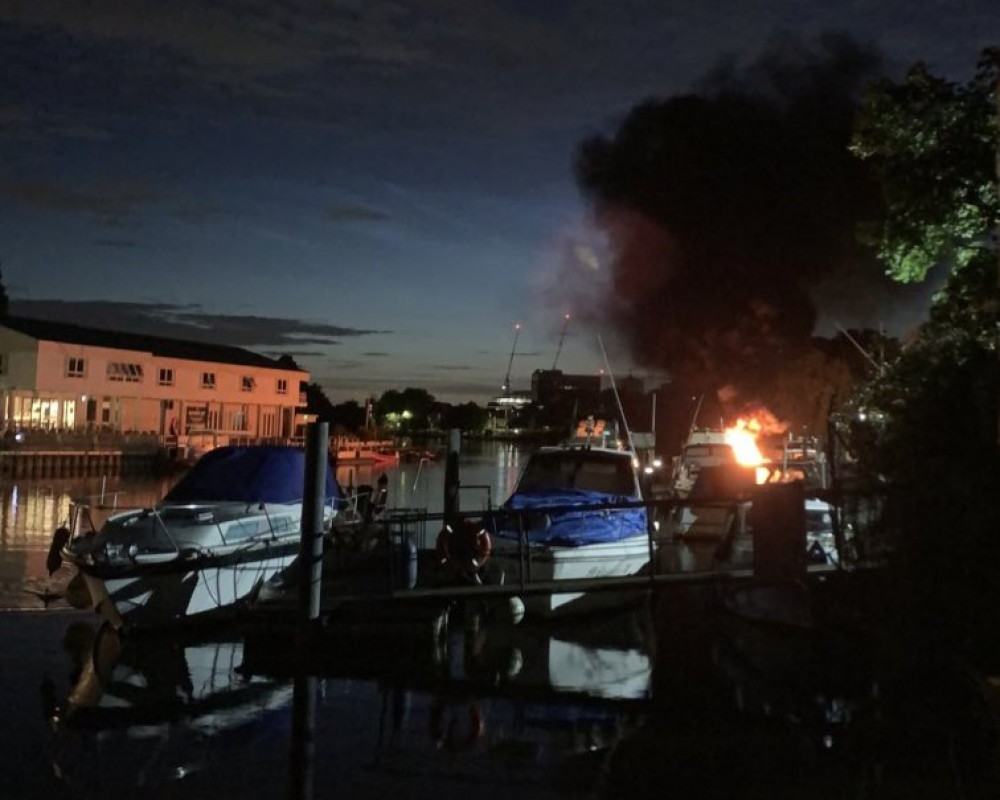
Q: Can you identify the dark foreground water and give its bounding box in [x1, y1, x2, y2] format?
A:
[6, 593, 1000, 800]
[3, 442, 1000, 798]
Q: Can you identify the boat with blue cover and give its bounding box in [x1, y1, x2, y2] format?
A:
[58, 445, 344, 631]
[485, 420, 653, 618]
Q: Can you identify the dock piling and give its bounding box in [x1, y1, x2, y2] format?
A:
[297, 421, 329, 631]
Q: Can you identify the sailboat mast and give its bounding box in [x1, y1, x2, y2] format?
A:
[598, 335, 634, 453]
[552, 313, 570, 370]
[502, 323, 521, 394]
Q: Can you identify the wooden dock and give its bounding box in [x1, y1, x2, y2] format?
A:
[0, 448, 160, 478]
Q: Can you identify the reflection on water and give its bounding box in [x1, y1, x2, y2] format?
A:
[44, 603, 654, 799]
[47, 622, 294, 795]
[0, 475, 175, 608]
[30, 588, 1000, 799]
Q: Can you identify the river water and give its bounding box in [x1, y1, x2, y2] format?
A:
[2, 441, 998, 799]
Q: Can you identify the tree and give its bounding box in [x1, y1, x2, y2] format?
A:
[846, 49, 1000, 667]
[848, 48, 1000, 447]
[374, 388, 437, 431]
[439, 402, 488, 432]
[330, 399, 366, 434]
[301, 382, 337, 422]
[850, 49, 999, 283]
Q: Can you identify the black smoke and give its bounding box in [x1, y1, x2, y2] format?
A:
[572, 33, 899, 413]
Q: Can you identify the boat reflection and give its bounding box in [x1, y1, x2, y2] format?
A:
[44, 592, 998, 799]
[457, 604, 655, 701]
[43, 605, 656, 797]
[46, 620, 294, 794]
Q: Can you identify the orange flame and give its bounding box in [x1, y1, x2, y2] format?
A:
[724, 418, 765, 466]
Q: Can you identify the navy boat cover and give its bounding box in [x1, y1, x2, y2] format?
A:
[164, 445, 342, 505]
[493, 488, 647, 546]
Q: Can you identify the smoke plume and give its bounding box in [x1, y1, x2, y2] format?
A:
[570, 32, 911, 416]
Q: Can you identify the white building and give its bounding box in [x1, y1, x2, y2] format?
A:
[0, 316, 309, 446]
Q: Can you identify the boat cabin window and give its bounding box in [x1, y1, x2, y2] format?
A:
[518, 452, 637, 495]
[682, 444, 735, 461]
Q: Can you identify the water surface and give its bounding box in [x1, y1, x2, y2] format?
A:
[2, 441, 998, 799]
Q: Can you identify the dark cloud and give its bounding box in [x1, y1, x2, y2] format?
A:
[262, 349, 327, 359]
[431, 364, 472, 371]
[0, 101, 112, 143]
[170, 204, 227, 226]
[90, 237, 145, 249]
[361, 352, 390, 357]
[9, 299, 384, 350]
[0, 176, 161, 224]
[325, 204, 390, 224]
[0, 174, 226, 228]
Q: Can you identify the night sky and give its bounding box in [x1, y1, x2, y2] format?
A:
[1, 1, 996, 403]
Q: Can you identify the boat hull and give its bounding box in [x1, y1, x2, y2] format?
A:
[491, 535, 653, 617]
[72, 538, 300, 630]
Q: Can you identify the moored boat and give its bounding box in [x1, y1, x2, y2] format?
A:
[484, 420, 653, 618]
[331, 436, 398, 463]
[57, 445, 344, 631]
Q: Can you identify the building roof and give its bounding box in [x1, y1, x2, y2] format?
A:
[1, 315, 305, 373]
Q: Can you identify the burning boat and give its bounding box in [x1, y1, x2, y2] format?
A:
[661, 414, 848, 572]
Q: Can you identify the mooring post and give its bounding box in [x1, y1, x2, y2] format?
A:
[297, 421, 329, 631]
[443, 428, 461, 530]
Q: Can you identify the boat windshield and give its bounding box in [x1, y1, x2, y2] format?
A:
[517, 451, 637, 495]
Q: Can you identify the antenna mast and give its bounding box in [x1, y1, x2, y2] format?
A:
[552, 313, 570, 370]
[598, 335, 634, 453]
[502, 323, 521, 394]
[836, 322, 884, 375]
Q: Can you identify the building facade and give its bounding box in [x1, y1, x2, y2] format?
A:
[0, 316, 309, 447]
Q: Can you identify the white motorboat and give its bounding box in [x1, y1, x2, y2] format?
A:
[58, 445, 343, 631]
[485, 422, 653, 618]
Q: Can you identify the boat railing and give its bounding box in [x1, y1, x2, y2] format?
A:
[341, 482, 886, 606]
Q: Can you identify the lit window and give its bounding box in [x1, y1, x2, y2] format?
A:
[201, 372, 216, 389]
[241, 375, 255, 392]
[66, 357, 86, 378]
[107, 362, 143, 383]
[158, 368, 174, 386]
[276, 378, 288, 395]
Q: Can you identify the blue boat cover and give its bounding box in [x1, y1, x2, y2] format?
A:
[492, 488, 647, 547]
[164, 446, 342, 505]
